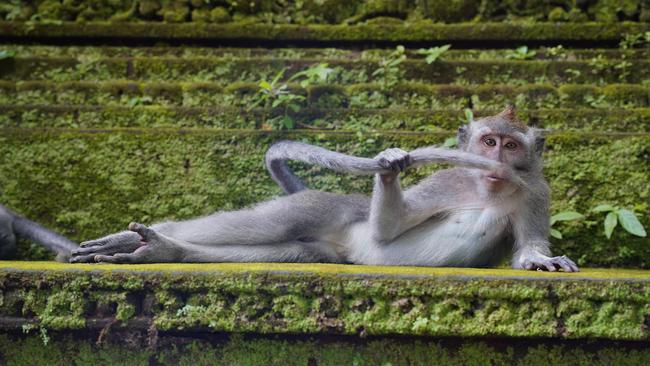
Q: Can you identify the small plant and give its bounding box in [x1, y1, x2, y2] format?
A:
[442, 137, 458, 148]
[545, 45, 567, 59]
[549, 211, 584, 239]
[127, 96, 153, 107]
[0, 50, 15, 60]
[592, 204, 647, 239]
[250, 63, 333, 130]
[619, 32, 650, 49]
[416, 44, 451, 64]
[564, 68, 582, 82]
[505, 46, 536, 60]
[372, 45, 406, 90]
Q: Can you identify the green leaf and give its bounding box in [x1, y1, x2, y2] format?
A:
[258, 81, 272, 91]
[442, 137, 458, 148]
[550, 211, 584, 225]
[281, 116, 294, 129]
[0, 50, 15, 60]
[617, 209, 647, 237]
[271, 69, 286, 85]
[550, 228, 563, 239]
[463, 108, 473, 123]
[604, 211, 618, 239]
[593, 204, 616, 212]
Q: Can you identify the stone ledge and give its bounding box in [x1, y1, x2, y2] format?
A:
[0, 261, 647, 340]
[1, 22, 649, 43]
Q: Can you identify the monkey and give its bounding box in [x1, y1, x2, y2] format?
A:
[0, 106, 578, 272]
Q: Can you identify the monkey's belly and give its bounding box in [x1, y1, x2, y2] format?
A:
[347, 210, 510, 267]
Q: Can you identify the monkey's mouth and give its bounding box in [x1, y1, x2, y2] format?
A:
[485, 175, 506, 182]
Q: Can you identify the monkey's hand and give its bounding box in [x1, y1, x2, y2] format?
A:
[515, 252, 579, 272]
[374, 148, 412, 181]
[70, 223, 184, 263]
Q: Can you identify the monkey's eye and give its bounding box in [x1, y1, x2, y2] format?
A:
[504, 141, 518, 149]
[483, 138, 497, 147]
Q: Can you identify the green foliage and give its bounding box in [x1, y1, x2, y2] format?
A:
[250, 63, 333, 129]
[442, 137, 457, 148]
[619, 32, 650, 49]
[549, 211, 584, 239]
[372, 45, 406, 90]
[592, 205, 647, 239]
[0, 50, 15, 60]
[463, 108, 473, 123]
[505, 46, 536, 60]
[416, 44, 451, 64]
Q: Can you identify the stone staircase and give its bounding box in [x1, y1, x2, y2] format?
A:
[0, 0, 649, 364]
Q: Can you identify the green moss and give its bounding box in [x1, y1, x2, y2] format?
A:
[1, 104, 649, 132]
[0, 333, 648, 366]
[0, 263, 647, 339]
[1, 21, 649, 42]
[0, 1, 646, 24]
[6, 55, 649, 85]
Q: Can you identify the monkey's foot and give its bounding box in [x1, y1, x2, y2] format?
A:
[522, 255, 579, 272]
[71, 223, 183, 264]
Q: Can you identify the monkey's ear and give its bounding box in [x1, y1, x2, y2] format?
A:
[457, 125, 469, 149]
[498, 105, 516, 121]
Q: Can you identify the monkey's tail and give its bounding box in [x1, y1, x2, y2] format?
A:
[265, 140, 382, 194]
[265, 141, 527, 194]
[2, 205, 78, 262]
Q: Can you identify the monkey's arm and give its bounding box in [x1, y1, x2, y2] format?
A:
[265, 141, 523, 194]
[510, 182, 579, 272]
[367, 145, 525, 243]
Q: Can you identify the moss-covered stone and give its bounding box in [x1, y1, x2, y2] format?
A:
[3, 81, 650, 111]
[4, 44, 649, 61]
[0, 263, 647, 341]
[4, 56, 649, 85]
[1, 104, 649, 133]
[0, 332, 648, 365]
[1, 21, 648, 43]
[0, 130, 647, 266]
[0, 0, 646, 24]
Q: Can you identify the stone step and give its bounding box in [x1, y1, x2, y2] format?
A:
[3, 56, 648, 84]
[4, 44, 650, 61]
[0, 262, 646, 340]
[1, 104, 649, 133]
[1, 1, 646, 24]
[1, 81, 649, 110]
[1, 21, 648, 45]
[0, 129, 647, 266]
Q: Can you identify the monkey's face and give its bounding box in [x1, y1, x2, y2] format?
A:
[464, 121, 534, 190]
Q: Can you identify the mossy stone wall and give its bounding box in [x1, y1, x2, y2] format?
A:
[1, 0, 647, 24]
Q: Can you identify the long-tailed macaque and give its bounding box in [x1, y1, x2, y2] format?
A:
[0, 107, 578, 271]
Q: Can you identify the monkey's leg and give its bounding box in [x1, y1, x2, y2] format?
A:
[71, 190, 366, 263]
[91, 223, 341, 264]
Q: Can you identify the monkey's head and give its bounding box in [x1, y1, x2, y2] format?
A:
[457, 105, 545, 182]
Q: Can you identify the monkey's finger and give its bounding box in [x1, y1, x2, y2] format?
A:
[70, 254, 97, 263]
[94, 253, 139, 264]
[554, 259, 573, 273]
[128, 222, 157, 242]
[396, 158, 406, 172]
[543, 261, 557, 272]
[79, 239, 106, 248]
[562, 257, 579, 272]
